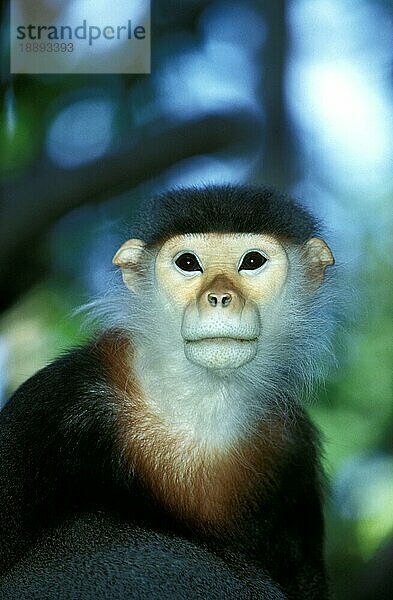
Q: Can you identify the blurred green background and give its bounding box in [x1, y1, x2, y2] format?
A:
[1, 1, 392, 598]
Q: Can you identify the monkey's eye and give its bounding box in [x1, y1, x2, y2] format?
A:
[175, 252, 203, 273]
[239, 251, 267, 272]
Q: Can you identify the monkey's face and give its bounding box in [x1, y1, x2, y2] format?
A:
[152, 233, 289, 370]
[114, 232, 333, 372]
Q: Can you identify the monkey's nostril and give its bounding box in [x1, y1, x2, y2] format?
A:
[207, 293, 232, 307]
[208, 294, 218, 306]
[222, 294, 232, 307]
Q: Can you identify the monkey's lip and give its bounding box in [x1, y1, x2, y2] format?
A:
[184, 336, 258, 344]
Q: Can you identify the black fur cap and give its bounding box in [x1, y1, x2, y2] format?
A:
[135, 184, 319, 245]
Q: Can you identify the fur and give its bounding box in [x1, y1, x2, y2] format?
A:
[132, 184, 321, 245]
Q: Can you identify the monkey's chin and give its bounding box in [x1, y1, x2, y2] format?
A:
[184, 338, 258, 370]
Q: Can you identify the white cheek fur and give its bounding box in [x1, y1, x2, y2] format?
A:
[83, 245, 338, 451]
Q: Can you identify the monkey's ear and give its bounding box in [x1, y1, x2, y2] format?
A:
[304, 237, 334, 285]
[113, 239, 146, 292]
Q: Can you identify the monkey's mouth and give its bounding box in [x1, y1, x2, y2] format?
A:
[185, 337, 257, 344]
[183, 337, 258, 370]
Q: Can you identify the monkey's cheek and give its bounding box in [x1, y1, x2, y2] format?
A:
[184, 339, 258, 370]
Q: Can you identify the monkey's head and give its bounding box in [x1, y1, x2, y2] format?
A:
[112, 186, 334, 378]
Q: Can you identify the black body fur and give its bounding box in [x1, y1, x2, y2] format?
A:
[0, 186, 329, 599]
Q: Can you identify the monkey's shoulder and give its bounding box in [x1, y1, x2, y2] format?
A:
[0, 332, 132, 494]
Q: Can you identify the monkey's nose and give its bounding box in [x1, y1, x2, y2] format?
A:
[207, 293, 232, 307]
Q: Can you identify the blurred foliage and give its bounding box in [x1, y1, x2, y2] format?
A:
[310, 233, 393, 598]
[0, 96, 37, 174]
[0, 281, 89, 395]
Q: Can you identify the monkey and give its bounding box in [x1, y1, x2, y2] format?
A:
[0, 184, 335, 599]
